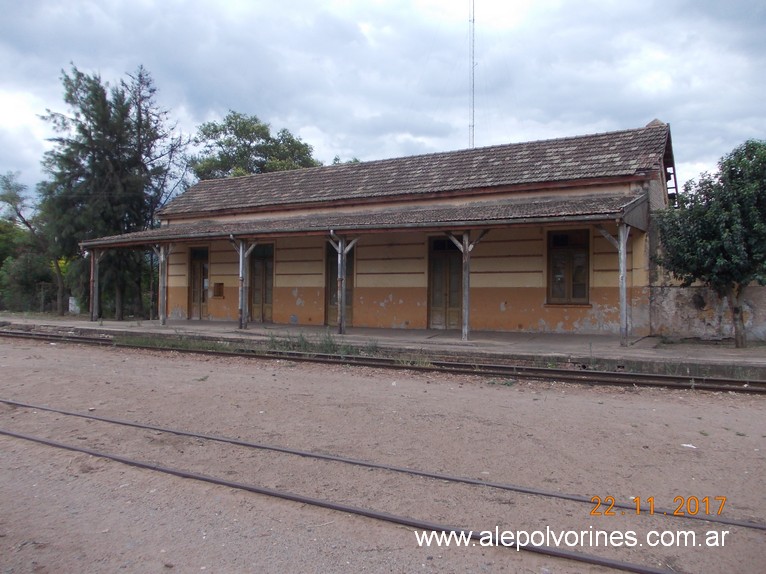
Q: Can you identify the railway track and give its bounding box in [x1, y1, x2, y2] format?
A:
[0, 327, 764, 394]
[3, 399, 763, 574]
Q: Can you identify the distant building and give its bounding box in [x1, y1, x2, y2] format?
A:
[82, 120, 684, 344]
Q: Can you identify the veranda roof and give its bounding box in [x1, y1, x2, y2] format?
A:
[80, 191, 648, 249]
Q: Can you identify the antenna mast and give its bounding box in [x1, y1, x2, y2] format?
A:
[469, 0, 475, 148]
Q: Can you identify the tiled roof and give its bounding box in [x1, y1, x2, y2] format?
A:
[82, 192, 645, 248]
[160, 121, 671, 217]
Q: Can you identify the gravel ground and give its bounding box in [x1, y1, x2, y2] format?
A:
[0, 339, 764, 574]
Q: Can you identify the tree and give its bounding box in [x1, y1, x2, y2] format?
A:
[39, 65, 188, 320]
[0, 252, 55, 312]
[190, 111, 320, 180]
[656, 140, 766, 348]
[0, 219, 25, 266]
[332, 155, 361, 165]
[124, 66, 191, 319]
[0, 172, 67, 314]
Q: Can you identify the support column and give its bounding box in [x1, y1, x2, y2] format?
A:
[448, 230, 489, 341]
[597, 223, 631, 347]
[89, 249, 105, 321]
[617, 222, 629, 347]
[152, 244, 173, 326]
[329, 231, 358, 335]
[231, 237, 257, 329]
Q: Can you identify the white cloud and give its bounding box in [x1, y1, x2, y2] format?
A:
[0, 0, 764, 192]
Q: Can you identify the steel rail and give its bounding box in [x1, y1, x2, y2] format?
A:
[3, 398, 763, 533]
[0, 427, 676, 574]
[1, 329, 764, 394]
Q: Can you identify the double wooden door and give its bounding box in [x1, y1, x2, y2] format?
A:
[429, 239, 462, 329]
[250, 245, 274, 323]
[189, 248, 208, 320]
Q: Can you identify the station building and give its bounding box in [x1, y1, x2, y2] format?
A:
[81, 120, 678, 344]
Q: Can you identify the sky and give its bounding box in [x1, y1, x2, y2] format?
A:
[1, 0, 764, 194]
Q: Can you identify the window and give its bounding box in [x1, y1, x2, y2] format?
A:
[547, 230, 589, 304]
[212, 282, 224, 298]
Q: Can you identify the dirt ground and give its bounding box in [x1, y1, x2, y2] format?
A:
[0, 339, 764, 574]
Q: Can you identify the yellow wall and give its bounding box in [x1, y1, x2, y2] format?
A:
[163, 225, 651, 335]
[273, 236, 325, 325]
[353, 233, 429, 328]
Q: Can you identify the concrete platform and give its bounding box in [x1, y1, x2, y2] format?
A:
[1, 313, 765, 380]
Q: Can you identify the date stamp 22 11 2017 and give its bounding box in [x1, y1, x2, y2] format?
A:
[590, 495, 727, 517]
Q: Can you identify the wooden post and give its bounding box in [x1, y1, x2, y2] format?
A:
[329, 232, 358, 335]
[618, 222, 630, 347]
[337, 236, 346, 333]
[461, 233, 471, 341]
[243, 241, 257, 329]
[597, 223, 630, 347]
[238, 239, 246, 330]
[231, 238, 257, 329]
[152, 244, 172, 326]
[448, 230, 489, 342]
[89, 250, 104, 321]
[89, 250, 96, 321]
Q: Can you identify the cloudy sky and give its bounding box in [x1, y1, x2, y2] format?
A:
[1, 0, 764, 193]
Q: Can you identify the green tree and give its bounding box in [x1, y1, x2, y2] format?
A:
[124, 66, 191, 318]
[0, 172, 67, 314]
[0, 253, 55, 312]
[656, 140, 766, 347]
[0, 219, 25, 266]
[332, 155, 361, 165]
[39, 65, 188, 320]
[190, 111, 320, 180]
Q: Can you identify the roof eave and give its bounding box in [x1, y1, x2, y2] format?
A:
[80, 210, 638, 250]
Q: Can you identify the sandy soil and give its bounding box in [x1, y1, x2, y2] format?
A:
[0, 339, 764, 574]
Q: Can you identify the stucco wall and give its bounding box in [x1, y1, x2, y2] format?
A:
[650, 284, 766, 342]
[162, 225, 653, 336]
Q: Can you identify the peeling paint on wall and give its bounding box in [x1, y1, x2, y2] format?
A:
[651, 285, 766, 341]
[170, 305, 186, 320]
[378, 294, 394, 308]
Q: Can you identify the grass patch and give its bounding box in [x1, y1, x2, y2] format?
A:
[264, 330, 360, 359]
[487, 378, 517, 387]
[395, 354, 433, 368]
[115, 334, 233, 353]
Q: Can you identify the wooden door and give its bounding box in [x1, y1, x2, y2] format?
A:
[250, 245, 274, 323]
[429, 239, 462, 329]
[189, 248, 208, 320]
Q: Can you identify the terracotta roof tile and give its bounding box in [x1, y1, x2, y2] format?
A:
[160, 122, 670, 217]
